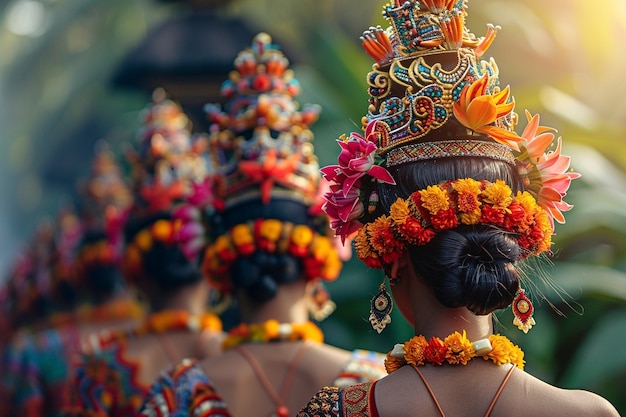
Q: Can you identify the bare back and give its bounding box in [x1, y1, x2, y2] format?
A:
[201, 341, 354, 417]
[373, 360, 619, 417]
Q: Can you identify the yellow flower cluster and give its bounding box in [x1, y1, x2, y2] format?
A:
[384, 331, 525, 372]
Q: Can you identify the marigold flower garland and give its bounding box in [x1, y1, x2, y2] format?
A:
[95, 309, 223, 349]
[384, 331, 525, 373]
[202, 219, 343, 293]
[222, 319, 324, 350]
[354, 178, 553, 269]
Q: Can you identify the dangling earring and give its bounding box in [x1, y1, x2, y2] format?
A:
[306, 280, 336, 321]
[369, 277, 393, 334]
[208, 288, 233, 316]
[512, 287, 535, 333]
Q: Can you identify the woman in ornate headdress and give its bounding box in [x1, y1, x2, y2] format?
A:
[6, 145, 146, 417]
[299, 1, 620, 416]
[137, 33, 387, 417]
[67, 90, 223, 417]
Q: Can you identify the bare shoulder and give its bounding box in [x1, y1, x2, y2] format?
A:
[306, 341, 353, 365]
[506, 369, 620, 417]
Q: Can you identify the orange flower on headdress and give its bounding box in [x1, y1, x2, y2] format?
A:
[516, 111, 581, 227]
[453, 75, 522, 151]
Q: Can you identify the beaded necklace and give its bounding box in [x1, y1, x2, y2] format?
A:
[384, 331, 525, 373]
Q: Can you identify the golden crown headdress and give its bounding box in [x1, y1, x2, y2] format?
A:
[204, 32, 323, 210]
[361, 0, 515, 161]
[321, 0, 581, 333]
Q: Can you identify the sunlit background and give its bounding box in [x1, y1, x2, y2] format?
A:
[1, 0, 625, 412]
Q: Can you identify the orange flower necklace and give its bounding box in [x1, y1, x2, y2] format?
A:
[76, 298, 145, 323]
[222, 319, 324, 350]
[384, 331, 525, 373]
[96, 309, 223, 349]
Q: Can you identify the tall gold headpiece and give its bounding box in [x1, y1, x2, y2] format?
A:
[205, 33, 323, 211]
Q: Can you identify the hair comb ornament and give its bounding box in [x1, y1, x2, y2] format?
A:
[123, 89, 213, 281]
[321, 0, 581, 333]
[201, 33, 344, 296]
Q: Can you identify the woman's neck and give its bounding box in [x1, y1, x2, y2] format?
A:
[409, 274, 493, 341]
[150, 281, 209, 316]
[238, 280, 309, 324]
[412, 305, 494, 341]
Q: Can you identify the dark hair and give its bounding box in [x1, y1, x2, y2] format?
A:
[375, 151, 524, 315]
[231, 252, 302, 303]
[125, 213, 203, 291]
[79, 231, 125, 301]
[213, 198, 313, 303]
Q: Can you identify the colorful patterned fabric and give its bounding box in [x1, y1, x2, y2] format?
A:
[0, 332, 30, 416]
[139, 359, 231, 417]
[17, 327, 81, 416]
[297, 382, 379, 417]
[65, 344, 147, 417]
[137, 349, 386, 417]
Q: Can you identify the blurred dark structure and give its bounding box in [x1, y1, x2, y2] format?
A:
[111, 0, 296, 132]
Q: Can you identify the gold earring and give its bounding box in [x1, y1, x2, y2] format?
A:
[369, 278, 393, 333]
[512, 287, 535, 333]
[307, 280, 336, 321]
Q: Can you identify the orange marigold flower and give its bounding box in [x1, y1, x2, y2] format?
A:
[444, 331, 475, 365]
[231, 224, 254, 247]
[369, 215, 393, 254]
[354, 228, 374, 259]
[390, 198, 411, 225]
[260, 219, 283, 242]
[385, 352, 406, 374]
[486, 334, 518, 366]
[404, 335, 428, 366]
[481, 205, 506, 225]
[424, 336, 447, 365]
[291, 225, 314, 247]
[430, 208, 458, 230]
[397, 217, 426, 243]
[454, 178, 482, 215]
[481, 180, 513, 208]
[420, 185, 450, 215]
[460, 211, 482, 225]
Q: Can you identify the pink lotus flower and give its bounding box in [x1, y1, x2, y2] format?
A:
[320, 121, 395, 243]
[320, 123, 395, 197]
[517, 111, 581, 227]
[322, 185, 364, 243]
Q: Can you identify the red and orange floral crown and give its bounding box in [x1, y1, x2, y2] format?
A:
[321, 0, 580, 269]
[202, 219, 343, 294]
